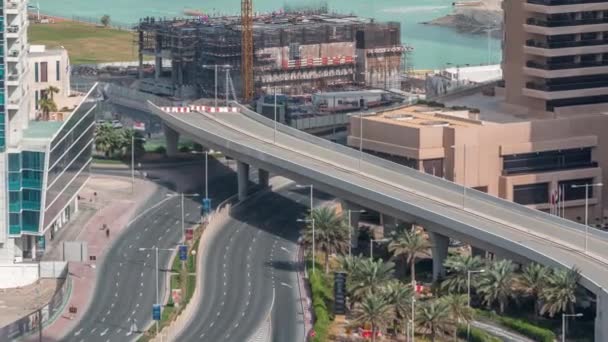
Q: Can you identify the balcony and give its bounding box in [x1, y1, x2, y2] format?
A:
[528, 0, 608, 5]
[525, 59, 608, 77]
[524, 80, 608, 99]
[525, 38, 608, 56]
[526, 59, 608, 70]
[527, 17, 608, 27]
[5, 0, 22, 14]
[527, 79, 608, 91]
[527, 38, 608, 49]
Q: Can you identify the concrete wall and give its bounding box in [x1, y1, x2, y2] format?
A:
[29, 47, 71, 119]
[0, 263, 38, 288]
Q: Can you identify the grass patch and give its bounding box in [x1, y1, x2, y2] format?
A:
[457, 324, 502, 342]
[476, 309, 556, 342]
[92, 157, 126, 165]
[310, 269, 333, 342]
[29, 21, 138, 64]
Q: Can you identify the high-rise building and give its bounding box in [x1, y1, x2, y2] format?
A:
[503, 0, 608, 114]
[0, 0, 95, 272]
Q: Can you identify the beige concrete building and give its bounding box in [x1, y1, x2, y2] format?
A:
[28, 45, 71, 120]
[347, 95, 607, 227]
[503, 0, 608, 115]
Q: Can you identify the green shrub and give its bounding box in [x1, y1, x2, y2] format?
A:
[310, 270, 332, 342]
[154, 145, 166, 154]
[476, 310, 556, 342]
[457, 325, 502, 342]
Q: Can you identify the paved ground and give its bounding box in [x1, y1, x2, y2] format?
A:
[0, 279, 60, 328]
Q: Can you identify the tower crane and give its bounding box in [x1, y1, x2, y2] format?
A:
[241, 0, 254, 101]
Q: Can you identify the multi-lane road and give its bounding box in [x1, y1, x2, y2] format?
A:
[63, 159, 238, 342]
[177, 184, 317, 342]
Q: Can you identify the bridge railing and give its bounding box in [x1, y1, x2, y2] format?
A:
[235, 103, 608, 241]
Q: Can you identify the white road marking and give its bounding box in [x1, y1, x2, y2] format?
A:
[91, 328, 97, 333]
[139, 292, 143, 297]
[242, 311, 246, 317]
[136, 303, 140, 308]
[111, 303, 115, 308]
[74, 328, 83, 336]
[147, 253, 150, 258]
[158, 236, 162, 241]
[131, 310, 136, 316]
[100, 328, 109, 337]
[141, 282, 144, 287]
[114, 292, 118, 297]
[280, 247, 290, 253]
[220, 301, 224, 306]
[117, 271, 120, 276]
[175, 220, 180, 225]
[185, 213, 190, 217]
[200, 333, 205, 338]
[119, 262, 122, 267]
[226, 334, 231, 339]
[234, 323, 239, 328]
[210, 322, 215, 327]
[101, 317, 106, 322]
[141, 272, 144, 277]
[107, 310, 111, 315]
[216, 311, 220, 317]
[166, 228, 170, 233]
[153, 219, 158, 224]
[128, 245, 132, 249]
[136, 236, 140, 240]
[280, 282, 293, 289]
[115, 282, 119, 287]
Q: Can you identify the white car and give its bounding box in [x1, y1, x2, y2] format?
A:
[111, 120, 123, 129]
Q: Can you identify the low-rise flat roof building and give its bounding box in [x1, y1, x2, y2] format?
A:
[348, 91, 607, 227]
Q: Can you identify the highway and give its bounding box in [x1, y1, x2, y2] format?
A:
[64, 159, 238, 342]
[177, 184, 311, 342]
[144, 102, 608, 338]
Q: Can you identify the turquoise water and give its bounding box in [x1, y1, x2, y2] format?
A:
[37, 0, 502, 69]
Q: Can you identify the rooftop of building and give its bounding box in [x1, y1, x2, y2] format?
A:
[366, 104, 484, 128]
[440, 90, 535, 124]
[23, 121, 64, 140]
[28, 45, 67, 58]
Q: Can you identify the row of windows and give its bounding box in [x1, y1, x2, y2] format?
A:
[49, 101, 95, 165]
[513, 178, 595, 205]
[503, 148, 594, 175]
[47, 125, 94, 186]
[9, 151, 45, 171]
[46, 143, 92, 208]
[33, 61, 61, 83]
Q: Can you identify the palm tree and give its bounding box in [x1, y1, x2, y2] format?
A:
[541, 267, 582, 317]
[517, 263, 551, 317]
[382, 280, 414, 336]
[301, 207, 349, 273]
[95, 123, 123, 158]
[440, 294, 473, 339]
[38, 98, 57, 121]
[441, 254, 485, 294]
[348, 259, 395, 307]
[353, 292, 395, 342]
[45, 85, 60, 100]
[416, 299, 453, 342]
[388, 229, 430, 285]
[477, 259, 516, 314]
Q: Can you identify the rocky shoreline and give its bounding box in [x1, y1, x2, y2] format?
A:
[422, 6, 502, 38]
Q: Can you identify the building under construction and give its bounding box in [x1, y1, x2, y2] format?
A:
[135, 8, 407, 100]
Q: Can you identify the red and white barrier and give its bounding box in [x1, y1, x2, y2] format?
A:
[160, 106, 239, 114]
[281, 55, 355, 70]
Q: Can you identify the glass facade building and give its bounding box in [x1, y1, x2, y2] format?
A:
[7, 85, 97, 237]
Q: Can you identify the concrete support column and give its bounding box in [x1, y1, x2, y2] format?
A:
[596, 290, 608, 342]
[471, 246, 487, 259]
[237, 161, 250, 201]
[428, 231, 449, 282]
[380, 214, 399, 238]
[258, 169, 269, 188]
[163, 124, 179, 157]
[138, 30, 144, 79]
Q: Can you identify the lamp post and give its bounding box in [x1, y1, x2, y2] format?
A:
[201, 64, 231, 108]
[467, 269, 485, 341]
[411, 297, 416, 342]
[562, 313, 583, 342]
[297, 218, 316, 273]
[191, 150, 210, 202]
[451, 144, 467, 209]
[274, 87, 278, 143]
[138, 246, 176, 335]
[571, 182, 603, 253]
[131, 134, 146, 193]
[347, 209, 365, 258]
[166, 193, 199, 243]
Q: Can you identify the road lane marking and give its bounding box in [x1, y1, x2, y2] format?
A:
[100, 328, 109, 336]
[115, 292, 118, 297]
[101, 317, 106, 322]
[175, 220, 179, 225]
[210, 322, 215, 327]
[91, 328, 97, 333]
[234, 323, 239, 328]
[140, 292, 143, 297]
[111, 303, 115, 308]
[280, 247, 290, 253]
[280, 282, 293, 289]
[216, 311, 220, 317]
[141, 272, 144, 277]
[153, 219, 158, 223]
[200, 333, 205, 338]
[115, 282, 119, 287]
[221, 301, 224, 306]
[186, 213, 190, 217]
[158, 236, 162, 241]
[136, 303, 140, 308]
[74, 328, 83, 336]
[107, 310, 111, 315]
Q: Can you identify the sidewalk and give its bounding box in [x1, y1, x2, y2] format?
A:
[23, 175, 157, 342]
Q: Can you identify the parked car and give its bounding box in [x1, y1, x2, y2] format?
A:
[111, 120, 123, 129]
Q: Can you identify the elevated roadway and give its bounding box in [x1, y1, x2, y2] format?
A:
[108, 86, 608, 339]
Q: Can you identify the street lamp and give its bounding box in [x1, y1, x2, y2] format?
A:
[274, 87, 278, 144]
[191, 150, 210, 201]
[201, 64, 231, 108]
[451, 144, 467, 209]
[138, 246, 176, 335]
[467, 269, 485, 341]
[166, 193, 199, 243]
[131, 135, 146, 193]
[571, 182, 603, 253]
[562, 313, 583, 342]
[297, 218, 316, 273]
[347, 209, 366, 258]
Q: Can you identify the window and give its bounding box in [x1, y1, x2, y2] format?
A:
[513, 183, 549, 205]
[558, 178, 595, 201]
[34, 62, 39, 82]
[34, 90, 38, 110]
[503, 148, 594, 175]
[56, 60, 60, 81]
[40, 62, 48, 82]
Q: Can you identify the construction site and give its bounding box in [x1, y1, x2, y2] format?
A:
[134, 4, 409, 101]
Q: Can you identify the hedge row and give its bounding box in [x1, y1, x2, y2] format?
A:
[457, 325, 502, 342]
[476, 310, 556, 342]
[310, 270, 332, 342]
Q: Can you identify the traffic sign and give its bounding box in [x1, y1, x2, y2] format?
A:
[152, 304, 161, 321]
[185, 228, 194, 241]
[179, 245, 188, 261]
[202, 198, 211, 215]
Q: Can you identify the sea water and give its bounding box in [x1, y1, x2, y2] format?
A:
[37, 0, 502, 70]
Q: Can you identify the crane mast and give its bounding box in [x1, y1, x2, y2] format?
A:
[241, 0, 254, 101]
